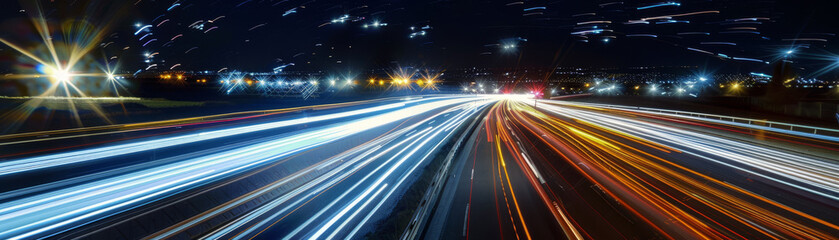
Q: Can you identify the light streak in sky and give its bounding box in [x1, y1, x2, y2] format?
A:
[249, 23, 267, 31]
[625, 20, 649, 25]
[655, 20, 689, 24]
[640, 11, 719, 21]
[637, 2, 681, 10]
[782, 38, 828, 42]
[687, 47, 714, 55]
[677, 32, 710, 35]
[523, 7, 546, 11]
[732, 57, 766, 63]
[138, 33, 152, 41]
[701, 42, 737, 46]
[167, 3, 181, 11]
[204, 26, 219, 34]
[156, 19, 170, 27]
[142, 39, 158, 47]
[209, 15, 225, 22]
[626, 34, 658, 38]
[571, 29, 605, 35]
[283, 7, 298, 16]
[720, 31, 761, 34]
[134, 25, 151, 35]
[576, 21, 611, 25]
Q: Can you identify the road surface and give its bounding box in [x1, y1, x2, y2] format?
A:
[3, 95, 838, 239]
[427, 99, 839, 239]
[0, 95, 493, 239]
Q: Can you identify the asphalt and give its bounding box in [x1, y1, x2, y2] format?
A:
[0, 95, 494, 239]
[424, 99, 839, 239]
[3, 96, 838, 239]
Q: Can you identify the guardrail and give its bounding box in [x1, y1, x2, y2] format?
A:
[566, 102, 839, 138]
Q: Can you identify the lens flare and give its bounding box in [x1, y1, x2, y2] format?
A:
[0, 1, 128, 132]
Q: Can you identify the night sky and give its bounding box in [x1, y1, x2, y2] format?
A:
[0, 0, 837, 73]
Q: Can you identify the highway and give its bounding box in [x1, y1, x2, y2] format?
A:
[426, 99, 839, 240]
[2, 95, 838, 240]
[0, 95, 494, 239]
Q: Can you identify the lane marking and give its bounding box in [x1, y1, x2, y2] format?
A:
[462, 203, 470, 237]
